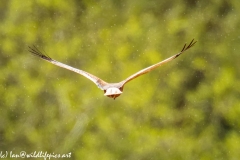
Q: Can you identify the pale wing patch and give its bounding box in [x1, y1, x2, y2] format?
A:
[50, 60, 106, 89]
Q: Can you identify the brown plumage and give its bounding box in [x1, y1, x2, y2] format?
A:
[28, 39, 197, 99]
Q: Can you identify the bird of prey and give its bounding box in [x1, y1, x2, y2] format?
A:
[29, 39, 196, 99]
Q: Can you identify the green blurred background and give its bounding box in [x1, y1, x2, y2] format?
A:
[1, 0, 240, 159]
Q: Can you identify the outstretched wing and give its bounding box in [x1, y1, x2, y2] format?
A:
[120, 39, 197, 86]
[28, 46, 108, 90]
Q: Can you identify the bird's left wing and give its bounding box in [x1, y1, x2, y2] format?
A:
[28, 46, 108, 90]
[120, 39, 197, 86]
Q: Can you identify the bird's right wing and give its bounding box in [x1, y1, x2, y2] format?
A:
[28, 46, 108, 90]
[120, 39, 197, 86]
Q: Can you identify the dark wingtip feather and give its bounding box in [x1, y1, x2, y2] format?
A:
[176, 39, 197, 58]
[180, 39, 197, 52]
[28, 45, 52, 61]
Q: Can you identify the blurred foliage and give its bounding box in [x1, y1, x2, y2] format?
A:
[0, 0, 240, 159]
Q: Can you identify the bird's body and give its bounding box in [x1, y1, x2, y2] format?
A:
[29, 39, 196, 99]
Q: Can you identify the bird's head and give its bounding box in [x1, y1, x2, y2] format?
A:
[104, 87, 123, 100]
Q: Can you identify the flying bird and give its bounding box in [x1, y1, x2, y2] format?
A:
[28, 39, 196, 99]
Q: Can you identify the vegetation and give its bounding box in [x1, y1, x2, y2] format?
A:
[0, 0, 240, 159]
